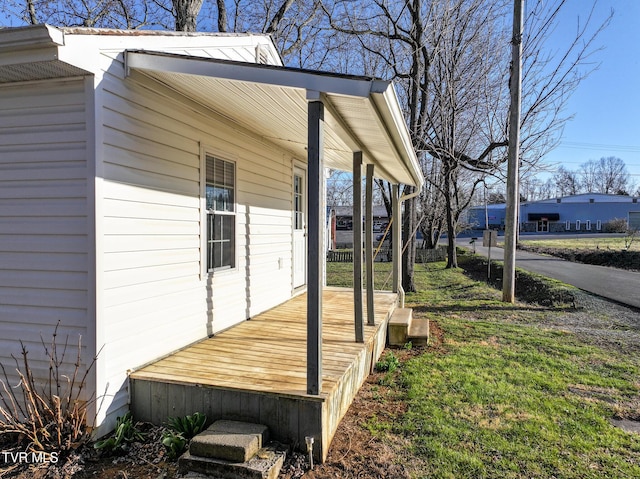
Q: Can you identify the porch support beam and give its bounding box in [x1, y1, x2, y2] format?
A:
[365, 164, 375, 325]
[353, 152, 364, 343]
[307, 94, 324, 395]
[392, 184, 401, 294]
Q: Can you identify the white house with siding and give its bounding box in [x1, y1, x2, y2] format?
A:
[0, 24, 423, 444]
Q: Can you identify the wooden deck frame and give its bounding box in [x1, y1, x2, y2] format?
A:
[129, 288, 398, 462]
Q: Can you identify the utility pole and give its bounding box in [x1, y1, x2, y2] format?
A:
[502, 0, 523, 303]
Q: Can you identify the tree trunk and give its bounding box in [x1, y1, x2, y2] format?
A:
[173, 0, 203, 32]
[216, 0, 228, 32]
[27, 0, 38, 24]
[444, 170, 458, 268]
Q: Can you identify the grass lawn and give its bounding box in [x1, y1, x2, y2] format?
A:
[519, 236, 640, 252]
[327, 259, 640, 478]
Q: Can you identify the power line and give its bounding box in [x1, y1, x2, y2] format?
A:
[557, 141, 640, 153]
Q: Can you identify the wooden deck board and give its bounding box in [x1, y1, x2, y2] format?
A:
[130, 288, 397, 397]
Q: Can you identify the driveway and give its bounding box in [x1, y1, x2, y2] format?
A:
[458, 237, 640, 309]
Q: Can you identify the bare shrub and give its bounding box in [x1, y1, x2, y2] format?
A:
[603, 218, 628, 233]
[625, 228, 639, 250]
[0, 321, 97, 455]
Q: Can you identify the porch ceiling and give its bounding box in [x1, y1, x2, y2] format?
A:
[125, 50, 423, 188]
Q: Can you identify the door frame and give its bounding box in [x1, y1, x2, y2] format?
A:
[292, 164, 307, 290]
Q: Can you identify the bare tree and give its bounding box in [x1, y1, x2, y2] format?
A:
[322, 0, 610, 282]
[203, 0, 327, 66]
[595, 156, 630, 194]
[578, 159, 599, 193]
[2, 0, 165, 28]
[553, 166, 580, 196]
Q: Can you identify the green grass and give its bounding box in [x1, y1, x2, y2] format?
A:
[520, 236, 640, 252]
[327, 261, 640, 478]
[399, 321, 639, 478]
[326, 261, 395, 289]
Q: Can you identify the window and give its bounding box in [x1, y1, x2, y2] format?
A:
[206, 155, 235, 271]
[294, 174, 304, 230]
[576, 220, 581, 231]
[596, 220, 602, 231]
[586, 220, 591, 231]
[565, 220, 571, 230]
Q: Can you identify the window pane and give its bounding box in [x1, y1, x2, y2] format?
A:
[206, 156, 235, 212]
[206, 155, 235, 271]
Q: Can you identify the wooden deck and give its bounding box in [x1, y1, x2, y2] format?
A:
[130, 287, 398, 462]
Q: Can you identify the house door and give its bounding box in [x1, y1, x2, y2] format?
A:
[537, 219, 549, 233]
[293, 167, 307, 289]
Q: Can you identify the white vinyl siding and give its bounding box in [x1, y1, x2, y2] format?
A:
[95, 51, 295, 427]
[0, 79, 90, 390]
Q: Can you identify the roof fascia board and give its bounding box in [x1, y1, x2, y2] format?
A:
[0, 47, 61, 68]
[371, 88, 424, 188]
[125, 50, 387, 99]
[0, 24, 64, 67]
[0, 24, 64, 52]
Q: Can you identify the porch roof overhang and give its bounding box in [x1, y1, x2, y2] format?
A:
[124, 50, 423, 188]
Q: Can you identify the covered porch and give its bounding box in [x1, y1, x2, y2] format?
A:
[125, 51, 424, 462]
[130, 288, 398, 462]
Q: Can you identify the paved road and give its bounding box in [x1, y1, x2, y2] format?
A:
[458, 237, 640, 309]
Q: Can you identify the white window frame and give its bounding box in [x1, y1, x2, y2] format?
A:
[586, 220, 591, 231]
[201, 148, 237, 277]
[576, 220, 581, 231]
[565, 220, 571, 231]
[596, 220, 602, 231]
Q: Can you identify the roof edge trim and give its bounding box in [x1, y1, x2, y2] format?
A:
[372, 88, 424, 188]
[125, 50, 389, 99]
[0, 24, 64, 52]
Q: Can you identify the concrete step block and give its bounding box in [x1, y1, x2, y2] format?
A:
[388, 308, 413, 346]
[179, 443, 286, 479]
[189, 420, 269, 463]
[408, 317, 430, 346]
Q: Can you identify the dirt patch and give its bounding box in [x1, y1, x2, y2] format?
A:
[1, 423, 178, 479]
[518, 245, 640, 271]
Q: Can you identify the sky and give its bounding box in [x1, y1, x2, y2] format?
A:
[540, 0, 640, 183]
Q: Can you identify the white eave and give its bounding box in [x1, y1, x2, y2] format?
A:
[0, 24, 90, 82]
[125, 50, 423, 187]
[0, 24, 65, 51]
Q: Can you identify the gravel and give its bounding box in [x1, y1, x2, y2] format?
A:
[537, 290, 640, 358]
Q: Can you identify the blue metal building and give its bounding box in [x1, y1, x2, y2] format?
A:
[466, 193, 640, 233]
